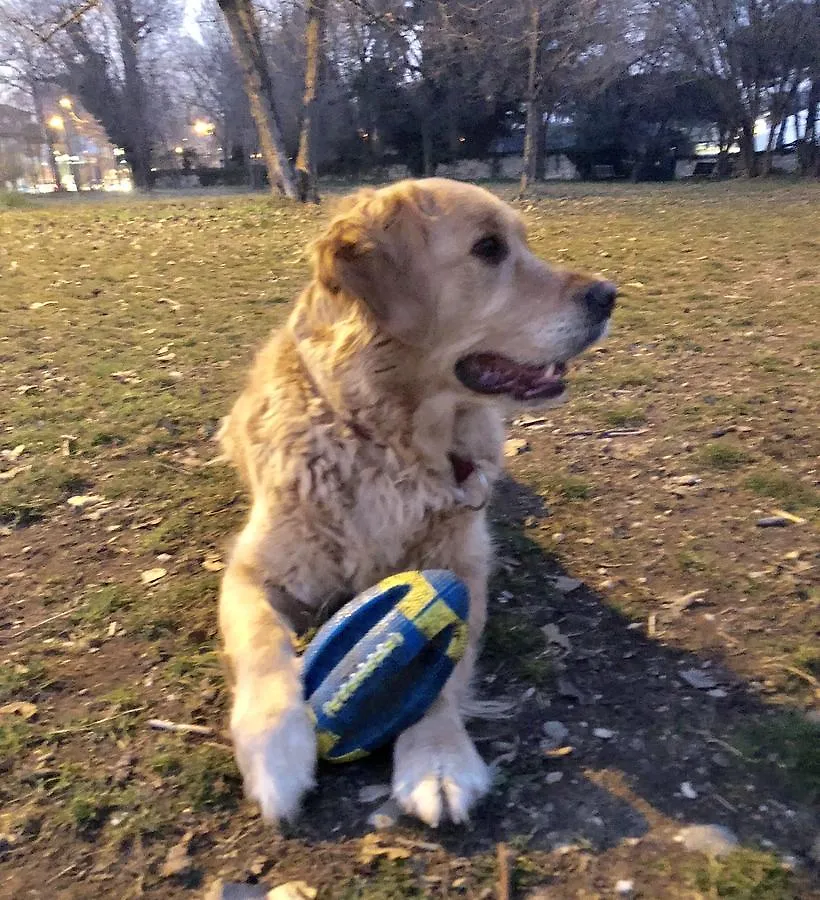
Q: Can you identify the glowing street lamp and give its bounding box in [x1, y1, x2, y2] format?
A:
[47, 115, 65, 130]
[192, 119, 215, 137]
[58, 97, 73, 110]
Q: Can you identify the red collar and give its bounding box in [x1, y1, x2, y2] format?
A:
[449, 452, 476, 485]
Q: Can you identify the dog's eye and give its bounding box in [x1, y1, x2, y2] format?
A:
[471, 235, 508, 265]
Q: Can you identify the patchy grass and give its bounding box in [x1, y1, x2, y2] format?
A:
[698, 442, 753, 471]
[686, 849, 795, 900]
[151, 743, 242, 812]
[735, 712, 820, 803]
[1, 182, 819, 897]
[745, 471, 819, 510]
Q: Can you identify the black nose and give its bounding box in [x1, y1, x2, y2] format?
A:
[582, 280, 617, 323]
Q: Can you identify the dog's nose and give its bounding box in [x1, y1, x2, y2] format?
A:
[582, 281, 617, 323]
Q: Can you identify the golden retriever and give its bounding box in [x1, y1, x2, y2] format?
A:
[218, 178, 616, 827]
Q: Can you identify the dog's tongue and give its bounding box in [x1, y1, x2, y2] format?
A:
[455, 353, 566, 401]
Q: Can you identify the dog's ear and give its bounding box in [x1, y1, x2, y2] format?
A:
[313, 184, 435, 344]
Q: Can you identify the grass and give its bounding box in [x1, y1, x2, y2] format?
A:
[687, 849, 796, 899]
[150, 744, 242, 812]
[1, 181, 818, 897]
[745, 472, 818, 510]
[699, 442, 753, 471]
[735, 712, 820, 804]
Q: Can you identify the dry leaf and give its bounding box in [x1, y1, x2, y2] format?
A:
[202, 553, 225, 572]
[679, 668, 718, 690]
[542, 623, 571, 653]
[550, 576, 582, 594]
[266, 882, 317, 900]
[0, 465, 31, 481]
[543, 745, 574, 758]
[1, 444, 25, 460]
[141, 567, 167, 585]
[160, 831, 194, 878]
[504, 438, 530, 458]
[0, 701, 38, 720]
[359, 833, 412, 864]
[358, 784, 391, 804]
[67, 494, 105, 508]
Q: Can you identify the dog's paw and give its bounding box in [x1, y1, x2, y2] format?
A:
[392, 715, 491, 827]
[231, 701, 316, 823]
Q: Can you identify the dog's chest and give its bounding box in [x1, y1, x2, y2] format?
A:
[311, 442, 461, 588]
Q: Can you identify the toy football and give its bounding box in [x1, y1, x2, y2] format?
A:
[302, 570, 470, 763]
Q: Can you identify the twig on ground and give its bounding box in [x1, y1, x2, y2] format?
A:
[565, 428, 648, 438]
[48, 706, 146, 736]
[46, 863, 77, 884]
[713, 793, 738, 813]
[763, 663, 819, 688]
[12, 607, 76, 638]
[496, 842, 511, 900]
[147, 718, 214, 736]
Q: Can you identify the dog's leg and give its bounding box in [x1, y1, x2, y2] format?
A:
[220, 525, 316, 823]
[392, 554, 491, 826]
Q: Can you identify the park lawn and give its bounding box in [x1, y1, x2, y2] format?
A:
[0, 181, 818, 899]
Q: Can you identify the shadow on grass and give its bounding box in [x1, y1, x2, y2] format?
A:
[284, 477, 818, 872]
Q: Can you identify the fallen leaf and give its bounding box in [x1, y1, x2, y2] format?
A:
[550, 576, 582, 594]
[160, 831, 194, 878]
[0, 465, 31, 481]
[0, 701, 38, 720]
[141, 567, 167, 585]
[202, 553, 225, 572]
[266, 883, 318, 900]
[358, 784, 391, 804]
[679, 668, 718, 690]
[359, 833, 412, 864]
[543, 745, 574, 758]
[557, 676, 585, 703]
[1, 444, 25, 461]
[593, 727, 616, 739]
[67, 494, 105, 508]
[542, 623, 571, 653]
[504, 438, 530, 458]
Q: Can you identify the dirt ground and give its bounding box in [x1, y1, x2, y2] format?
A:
[0, 181, 818, 899]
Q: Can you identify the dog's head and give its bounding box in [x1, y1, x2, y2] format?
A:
[312, 178, 616, 406]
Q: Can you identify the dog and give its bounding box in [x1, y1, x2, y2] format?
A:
[217, 178, 616, 827]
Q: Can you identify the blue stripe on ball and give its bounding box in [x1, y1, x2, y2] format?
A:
[302, 570, 469, 762]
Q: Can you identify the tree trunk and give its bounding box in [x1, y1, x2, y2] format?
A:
[295, 0, 327, 203]
[218, 0, 299, 200]
[115, 0, 153, 191]
[30, 81, 63, 191]
[421, 116, 434, 177]
[739, 120, 759, 177]
[797, 78, 819, 176]
[519, 2, 541, 195]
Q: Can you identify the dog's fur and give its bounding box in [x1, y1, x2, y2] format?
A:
[218, 178, 614, 827]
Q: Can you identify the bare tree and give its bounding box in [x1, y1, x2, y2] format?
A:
[295, 0, 327, 201]
[217, 0, 299, 198]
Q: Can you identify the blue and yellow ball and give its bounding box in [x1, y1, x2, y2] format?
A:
[302, 570, 470, 762]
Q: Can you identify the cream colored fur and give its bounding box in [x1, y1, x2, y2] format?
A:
[218, 178, 610, 826]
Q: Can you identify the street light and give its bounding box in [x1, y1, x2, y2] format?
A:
[192, 119, 215, 136]
[59, 97, 73, 110]
[47, 115, 64, 130]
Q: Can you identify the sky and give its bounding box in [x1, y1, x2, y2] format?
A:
[183, 0, 204, 44]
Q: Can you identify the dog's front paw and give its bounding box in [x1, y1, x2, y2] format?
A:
[231, 701, 316, 823]
[392, 715, 491, 827]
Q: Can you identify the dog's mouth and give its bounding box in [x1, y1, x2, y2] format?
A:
[455, 353, 568, 401]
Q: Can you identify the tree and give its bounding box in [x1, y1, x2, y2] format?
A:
[295, 0, 327, 201]
[217, 0, 300, 198]
[650, 0, 818, 177]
